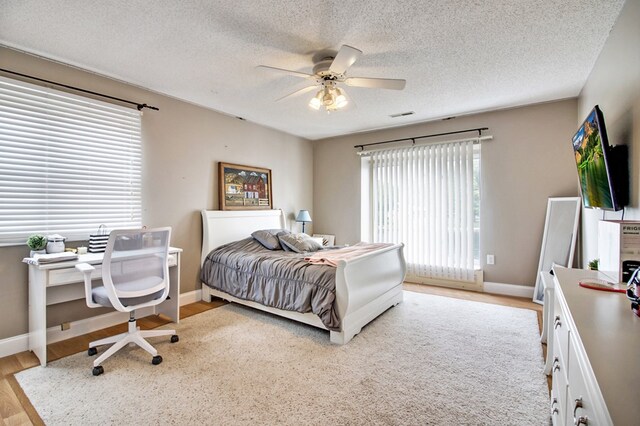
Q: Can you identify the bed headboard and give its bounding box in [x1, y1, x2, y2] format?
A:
[201, 209, 286, 266]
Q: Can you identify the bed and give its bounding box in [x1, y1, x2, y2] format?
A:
[200, 209, 406, 344]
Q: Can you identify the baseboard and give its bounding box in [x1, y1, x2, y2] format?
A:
[0, 333, 29, 359]
[483, 282, 534, 298]
[0, 290, 202, 357]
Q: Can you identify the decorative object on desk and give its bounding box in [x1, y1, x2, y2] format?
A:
[532, 197, 581, 304]
[219, 162, 272, 210]
[45, 234, 66, 254]
[578, 278, 625, 293]
[312, 234, 335, 247]
[89, 224, 109, 253]
[588, 258, 599, 271]
[23, 251, 78, 265]
[626, 267, 640, 317]
[77, 246, 88, 255]
[295, 210, 312, 233]
[26, 234, 47, 257]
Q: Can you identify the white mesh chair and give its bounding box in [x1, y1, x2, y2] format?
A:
[75, 227, 178, 376]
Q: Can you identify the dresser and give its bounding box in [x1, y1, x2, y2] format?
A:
[546, 267, 640, 425]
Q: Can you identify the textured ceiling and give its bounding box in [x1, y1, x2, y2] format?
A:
[0, 1, 626, 140]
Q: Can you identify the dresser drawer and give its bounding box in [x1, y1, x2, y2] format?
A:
[552, 333, 569, 424]
[553, 294, 570, 365]
[566, 338, 597, 426]
[550, 385, 565, 426]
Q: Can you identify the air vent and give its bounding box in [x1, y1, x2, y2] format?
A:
[389, 111, 414, 118]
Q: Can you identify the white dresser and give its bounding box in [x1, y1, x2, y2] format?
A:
[546, 267, 640, 425]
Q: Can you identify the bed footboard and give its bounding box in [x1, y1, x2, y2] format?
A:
[330, 243, 406, 344]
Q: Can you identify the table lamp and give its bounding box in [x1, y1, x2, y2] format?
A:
[295, 209, 312, 234]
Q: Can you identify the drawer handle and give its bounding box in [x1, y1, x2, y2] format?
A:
[551, 397, 558, 407]
[552, 357, 560, 373]
[553, 363, 561, 373]
[554, 316, 562, 329]
[573, 398, 588, 425]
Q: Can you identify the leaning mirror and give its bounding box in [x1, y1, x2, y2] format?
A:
[532, 197, 581, 304]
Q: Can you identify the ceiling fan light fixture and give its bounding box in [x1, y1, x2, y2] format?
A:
[335, 88, 348, 108]
[309, 91, 322, 110]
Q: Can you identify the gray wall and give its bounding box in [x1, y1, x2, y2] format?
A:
[578, 0, 640, 266]
[313, 100, 578, 286]
[0, 47, 313, 339]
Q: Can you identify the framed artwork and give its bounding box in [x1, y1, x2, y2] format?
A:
[313, 234, 335, 247]
[219, 162, 273, 210]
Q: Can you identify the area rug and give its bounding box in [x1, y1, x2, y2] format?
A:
[16, 291, 549, 425]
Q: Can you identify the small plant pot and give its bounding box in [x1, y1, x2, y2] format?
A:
[30, 249, 46, 257]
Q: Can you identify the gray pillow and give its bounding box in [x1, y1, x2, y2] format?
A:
[277, 231, 293, 251]
[278, 233, 323, 253]
[252, 229, 290, 250]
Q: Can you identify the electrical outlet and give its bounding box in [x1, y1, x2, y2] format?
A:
[61, 322, 70, 331]
[486, 254, 495, 265]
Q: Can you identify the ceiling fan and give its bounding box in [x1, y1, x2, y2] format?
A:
[257, 45, 406, 112]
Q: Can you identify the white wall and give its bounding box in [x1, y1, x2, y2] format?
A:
[313, 100, 578, 287]
[578, 0, 640, 266]
[0, 47, 313, 339]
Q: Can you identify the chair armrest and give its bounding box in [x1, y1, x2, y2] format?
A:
[75, 263, 95, 273]
[75, 263, 100, 308]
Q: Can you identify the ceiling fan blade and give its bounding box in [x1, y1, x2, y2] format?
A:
[329, 45, 363, 74]
[256, 65, 314, 79]
[344, 77, 406, 90]
[275, 85, 318, 102]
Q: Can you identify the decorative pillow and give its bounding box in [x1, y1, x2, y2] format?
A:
[277, 231, 293, 251]
[278, 233, 323, 253]
[251, 229, 290, 250]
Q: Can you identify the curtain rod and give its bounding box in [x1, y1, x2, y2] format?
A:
[353, 127, 488, 151]
[0, 68, 159, 112]
[357, 135, 493, 156]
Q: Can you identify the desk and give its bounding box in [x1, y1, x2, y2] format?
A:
[24, 247, 182, 366]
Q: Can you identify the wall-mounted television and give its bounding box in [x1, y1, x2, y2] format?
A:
[572, 105, 627, 211]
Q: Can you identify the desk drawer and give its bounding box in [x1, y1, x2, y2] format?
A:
[48, 265, 103, 287]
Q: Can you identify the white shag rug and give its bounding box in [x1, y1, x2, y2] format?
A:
[17, 291, 549, 425]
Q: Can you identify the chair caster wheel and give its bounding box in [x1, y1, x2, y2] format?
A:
[170, 335, 179, 343]
[88, 347, 98, 356]
[92, 366, 104, 376]
[152, 355, 163, 365]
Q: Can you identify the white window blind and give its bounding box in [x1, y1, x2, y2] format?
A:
[0, 76, 142, 246]
[367, 140, 479, 282]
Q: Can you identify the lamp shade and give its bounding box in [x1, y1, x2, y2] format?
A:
[295, 209, 312, 223]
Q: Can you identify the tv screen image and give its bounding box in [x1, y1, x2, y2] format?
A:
[572, 105, 619, 210]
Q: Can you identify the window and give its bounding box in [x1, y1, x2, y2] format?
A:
[0, 76, 141, 245]
[361, 139, 481, 282]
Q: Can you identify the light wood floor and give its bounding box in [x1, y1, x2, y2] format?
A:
[0, 285, 543, 425]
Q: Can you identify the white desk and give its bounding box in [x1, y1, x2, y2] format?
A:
[23, 247, 182, 366]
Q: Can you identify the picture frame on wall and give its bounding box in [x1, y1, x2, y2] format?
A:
[219, 162, 273, 210]
[312, 234, 335, 247]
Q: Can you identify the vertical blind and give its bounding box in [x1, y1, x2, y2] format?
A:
[0, 76, 142, 245]
[369, 140, 476, 281]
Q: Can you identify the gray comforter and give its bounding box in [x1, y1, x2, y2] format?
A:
[200, 238, 340, 330]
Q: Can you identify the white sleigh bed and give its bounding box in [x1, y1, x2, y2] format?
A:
[200, 209, 406, 344]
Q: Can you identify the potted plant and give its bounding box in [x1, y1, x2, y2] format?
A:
[27, 234, 47, 257]
[588, 258, 599, 271]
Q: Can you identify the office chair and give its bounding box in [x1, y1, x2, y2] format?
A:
[75, 227, 178, 376]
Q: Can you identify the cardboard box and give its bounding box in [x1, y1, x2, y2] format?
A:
[598, 220, 640, 283]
